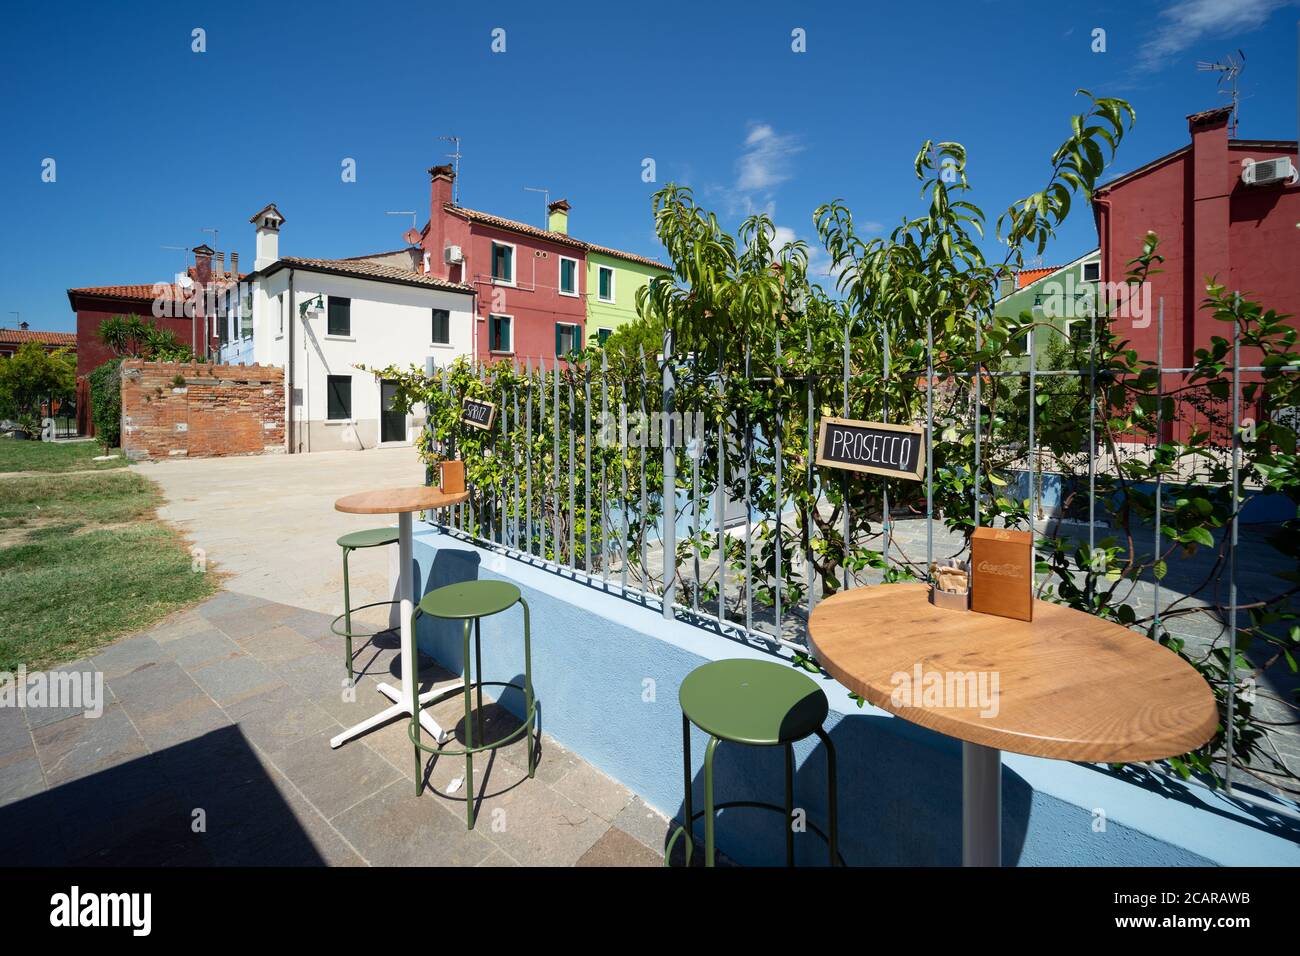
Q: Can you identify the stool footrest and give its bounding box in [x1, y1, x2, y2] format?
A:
[331, 599, 401, 640]
[664, 801, 846, 867]
[408, 679, 536, 758]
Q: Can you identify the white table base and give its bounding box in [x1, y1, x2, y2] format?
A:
[330, 511, 462, 750]
[962, 742, 1002, 866]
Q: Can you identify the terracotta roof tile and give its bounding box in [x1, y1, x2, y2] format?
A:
[447, 204, 588, 250]
[1017, 266, 1063, 288]
[0, 328, 76, 346]
[275, 256, 473, 293]
[586, 243, 671, 271]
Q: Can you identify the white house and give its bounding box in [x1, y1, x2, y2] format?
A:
[217, 204, 476, 452]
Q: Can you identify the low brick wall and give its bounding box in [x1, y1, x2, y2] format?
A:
[121, 360, 284, 460]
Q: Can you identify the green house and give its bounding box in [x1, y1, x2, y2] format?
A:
[993, 249, 1100, 366]
[584, 246, 671, 346]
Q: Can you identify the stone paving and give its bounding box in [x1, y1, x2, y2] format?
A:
[0, 591, 688, 866]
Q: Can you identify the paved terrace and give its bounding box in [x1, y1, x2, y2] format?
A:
[0, 448, 694, 866]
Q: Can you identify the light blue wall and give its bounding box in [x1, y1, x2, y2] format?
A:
[409, 527, 1300, 866]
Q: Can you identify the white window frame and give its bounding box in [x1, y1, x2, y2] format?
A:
[558, 256, 579, 297]
[491, 241, 517, 287]
[556, 321, 580, 355]
[597, 265, 615, 304]
[597, 326, 614, 345]
[431, 307, 452, 346]
[488, 312, 514, 354]
[1080, 260, 1101, 283]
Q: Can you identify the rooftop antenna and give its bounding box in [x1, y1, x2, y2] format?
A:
[161, 244, 190, 273]
[386, 210, 417, 230]
[438, 135, 462, 205]
[1196, 49, 1246, 136]
[523, 186, 551, 227]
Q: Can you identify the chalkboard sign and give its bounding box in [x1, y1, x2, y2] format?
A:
[461, 397, 497, 431]
[815, 417, 926, 481]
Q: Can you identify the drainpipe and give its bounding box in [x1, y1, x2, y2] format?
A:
[286, 268, 295, 453]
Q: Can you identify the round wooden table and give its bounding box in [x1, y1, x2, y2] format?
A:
[329, 486, 468, 750]
[807, 583, 1217, 866]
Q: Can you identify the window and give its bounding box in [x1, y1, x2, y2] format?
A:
[555, 322, 580, 356]
[326, 375, 352, 421]
[277, 294, 284, 336]
[219, 297, 229, 344]
[431, 308, 450, 345]
[489, 314, 512, 353]
[597, 265, 614, 303]
[240, 293, 253, 339]
[558, 257, 578, 296]
[597, 327, 613, 346]
[327, 296, 351, 336]
[491, 242, 515, 284]
[1081, 261, 1101, 283]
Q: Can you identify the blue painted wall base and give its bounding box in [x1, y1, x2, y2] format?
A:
[408, 526, 1300, 866]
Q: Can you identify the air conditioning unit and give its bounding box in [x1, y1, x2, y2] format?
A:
[1242, 157, 1297, 187]
[443, 245, 463, 264]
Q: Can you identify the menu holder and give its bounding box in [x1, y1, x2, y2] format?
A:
[970, 527, 1034, 622]
[438, 459, 466, 495]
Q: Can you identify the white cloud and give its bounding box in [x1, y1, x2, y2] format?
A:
[1136, 0, 1295, 73]
[736, 123, 803, 192]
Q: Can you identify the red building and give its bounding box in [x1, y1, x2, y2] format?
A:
[421, 165, 589, 364]
[67, 244, 239, 378]
[0, 324, 75, 358]
[1092, 106, 1298, 439]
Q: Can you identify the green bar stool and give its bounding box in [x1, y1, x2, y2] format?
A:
[408, 580, 536, 830]
[665, 658, 841, 867]
[331, 527, 402, 683]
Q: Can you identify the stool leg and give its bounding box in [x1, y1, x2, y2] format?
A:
[815, 727, 839, 866]
[474, 616, 485, 746]
[784, 743, 795, 868]
[341, 547, 354, 683]
[520, 598, 535, 778]
[703, 736, 720, 868]
[462, 618, 476, 830]
[410, 607, 422, 796]
[680, 713, 693, 868]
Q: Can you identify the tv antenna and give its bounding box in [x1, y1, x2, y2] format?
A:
[438, 135, 462, 205]
[523, 186, 551, 227]
[161, 244, 190, 271]
[1196, 49, 1246, 136]
[386, 210, 417, 230]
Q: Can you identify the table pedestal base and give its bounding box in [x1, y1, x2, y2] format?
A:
[329, 681, 464, 749]
[962, 742, 1001, 866]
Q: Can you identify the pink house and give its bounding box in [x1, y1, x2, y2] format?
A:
[421, 165, 589, 364]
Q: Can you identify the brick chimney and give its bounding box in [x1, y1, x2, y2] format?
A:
[193, 243, 214, 285]
[547, 198, 571, 235]
[426, 164, 456, 279]
[1188, 106, 1232, 362]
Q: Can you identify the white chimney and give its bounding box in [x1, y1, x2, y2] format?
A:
[249, 203, 286, 270]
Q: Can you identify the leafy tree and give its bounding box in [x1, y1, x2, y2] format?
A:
[0, 343, 75, 421]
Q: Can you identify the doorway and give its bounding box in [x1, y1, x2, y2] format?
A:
[380, 380, 405, 443]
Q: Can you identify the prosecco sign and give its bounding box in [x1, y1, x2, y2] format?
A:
[815, 417, 926, 481]
[461, 397, 497, 431]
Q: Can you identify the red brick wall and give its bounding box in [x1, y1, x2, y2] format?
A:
[121, 360, 284, 460]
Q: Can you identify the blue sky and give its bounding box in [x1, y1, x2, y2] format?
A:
[2, 0, 1297, 332]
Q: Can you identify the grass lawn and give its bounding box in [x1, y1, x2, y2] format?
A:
[0, 438, 127, 473]
[0, 467, 218, 671]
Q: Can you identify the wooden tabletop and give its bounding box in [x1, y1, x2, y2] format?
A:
[807, 583, 1217, 763]
[334, 486, 469, 515]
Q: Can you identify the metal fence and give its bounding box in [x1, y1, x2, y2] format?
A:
[422, 299, 1297, 796]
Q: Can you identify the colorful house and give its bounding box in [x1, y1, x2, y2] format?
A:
[993, 249, 1101, 362]
[584, 243, 671, 346]
[420, 165, 669, 362]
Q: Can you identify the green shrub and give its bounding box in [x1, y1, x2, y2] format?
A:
[88, 358, 123, 450]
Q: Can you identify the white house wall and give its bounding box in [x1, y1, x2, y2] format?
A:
[220, 268, 473, 453]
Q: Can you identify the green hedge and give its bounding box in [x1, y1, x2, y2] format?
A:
[88, 358, 123, 449]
